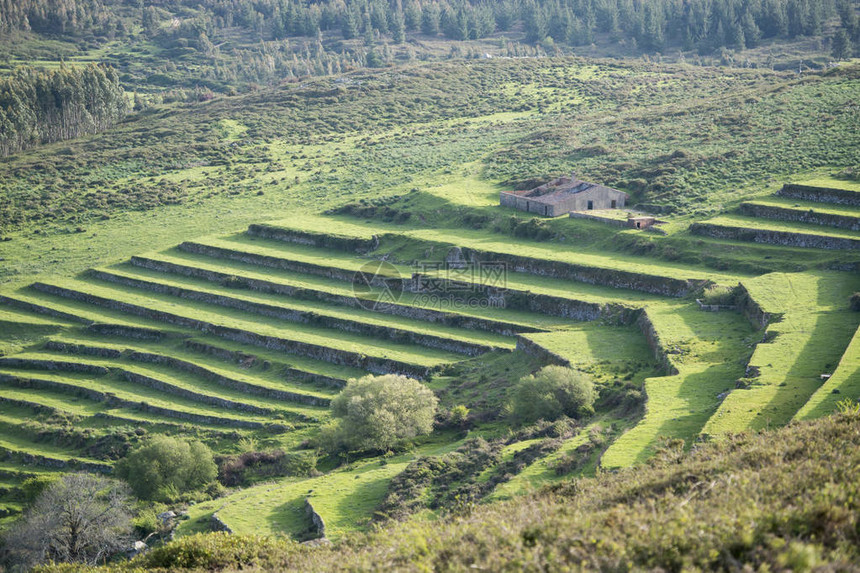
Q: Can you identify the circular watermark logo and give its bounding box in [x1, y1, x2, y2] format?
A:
[352, 260, 403, 311]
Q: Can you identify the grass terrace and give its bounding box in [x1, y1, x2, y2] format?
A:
[602, 301, 759, 467]
[93, 264, 516, 351]
[702, 271, 860, 437]
[179, 438, 463, 540]
[795, 324, 860, 420]
[701, 215, 860, 242]
[741, 197, 860, 219]
[25, 278, 465, 370]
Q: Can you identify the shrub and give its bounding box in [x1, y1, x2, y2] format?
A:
[19, 475, 60, 504]
[218, 450, 318, 487]
[449, 405, 470, 427]
[324, 374, 438, 452]
[701, 284, 736, 306]
[512, 366, 596, 423]
[115, 435, 217, 501]
[132, 532, 301, 570]
[850, 292, 860, 311]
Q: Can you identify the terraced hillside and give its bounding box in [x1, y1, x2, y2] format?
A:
[692, 181, 860, 251]
[1, 179, 859, 539]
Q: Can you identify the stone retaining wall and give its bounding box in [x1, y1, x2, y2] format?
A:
[120, 370, 272, 415]
[31, 283, 430, 379]
[7, 450, 112, 474]
[0, 357, 109, 376]
[569, 211, 628, 228]
[45, 340, 122, 358]
[776, 183, 860, 206]
[740, 202, 859, 231]
[735, 283, 783, 330]
[695, 299, 738, 312]
[178, 242, 378, 285]
[247, 224, 379, 254]
[410, 274, 641, 325]
[127, 350, 330, 407]
[690, 222, 860, 250]
[514, 336, 570, 367]
[0, 295, 91, 324]
[131, 256, 535, 336]
[455, 247, 696, 297]
[0, 373, 263, 429]
[182, 340, 347, 389]
[0, 395, 58, 415]
[304, 498, 326, 539]
[89, 270, 494, 357]
[0, 434, 111, 473]
[86, 323, 167, 340]
[210, 513, 234, 534]
[636, 311, 680, 376]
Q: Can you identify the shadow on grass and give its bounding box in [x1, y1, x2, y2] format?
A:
[265, 495, 311, 539]
[750, 311, 858, 431]
[634, 362, 741, 465]
[328, 468, 398, 537]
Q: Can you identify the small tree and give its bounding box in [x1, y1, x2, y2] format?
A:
[116, 435, 217, 501]
[512, 365, 596, 423]
[326, 374, 438, 452]
[832, 28, 853, 60]
[5, 473, 133, 568]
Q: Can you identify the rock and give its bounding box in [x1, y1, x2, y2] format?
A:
[445, 247, 468, 269]
[126, 540, 147, 558]
[158, 510, 177, 524]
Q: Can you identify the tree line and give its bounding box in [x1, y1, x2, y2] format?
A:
[0, 64, 127, 157]
[2, 0, 855, 55]
[0, 0, 113, 36]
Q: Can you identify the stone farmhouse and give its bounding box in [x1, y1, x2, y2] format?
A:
[500, 175, 628, 217]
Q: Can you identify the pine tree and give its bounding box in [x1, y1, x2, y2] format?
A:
[420, 4, 440, 35]
[832, 28, 853, 60]
[391, 10, 405, 43]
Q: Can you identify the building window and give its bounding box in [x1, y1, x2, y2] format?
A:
[611, 200, 617, 209]
[587, 200, 593, 210]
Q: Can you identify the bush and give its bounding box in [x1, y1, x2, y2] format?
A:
[449, 405, 470, 427]
[132, 532, 301, 570]
[115, 435, 217, 501]
[19, 475, 60, 504]
[701, 284, 736, 306]
[324, 374, 438, 452]
[512, 366, 596, 423]
[850, 292, 860, 311]
[218, 450, 318, 487]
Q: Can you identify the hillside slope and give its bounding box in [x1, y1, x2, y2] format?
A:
[43, 407, 860, 572]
